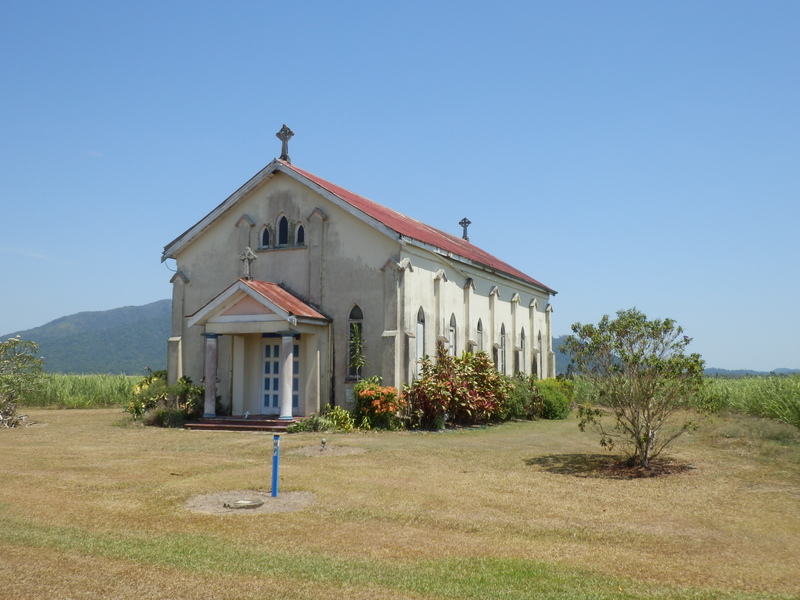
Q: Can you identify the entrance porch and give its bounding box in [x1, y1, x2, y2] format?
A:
[187, 279, 331, 419]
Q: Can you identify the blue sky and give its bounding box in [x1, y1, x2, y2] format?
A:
[1, 1, 798, 371]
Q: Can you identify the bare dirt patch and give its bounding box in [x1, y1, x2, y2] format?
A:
[185, 490, 315, 515]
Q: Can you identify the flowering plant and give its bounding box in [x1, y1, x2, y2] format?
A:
[404, 350, 512, 429]
[352, 376, 405, 430]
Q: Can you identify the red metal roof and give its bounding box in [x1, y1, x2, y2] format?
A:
[280, 160, 555, 294]
[241, 279, 328, 321]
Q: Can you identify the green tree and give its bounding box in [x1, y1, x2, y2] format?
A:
[561, 308, 705, 468]
[0, 336, 45, 427]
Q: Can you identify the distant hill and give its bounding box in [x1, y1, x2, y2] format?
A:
[554, 335, 573, 375]
[4, 304, 795, 377]
[2, 300, 171, 375]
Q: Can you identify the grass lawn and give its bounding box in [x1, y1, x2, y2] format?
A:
[1, 409, 798, 599]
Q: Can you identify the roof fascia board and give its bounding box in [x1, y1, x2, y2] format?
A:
[163, 160, 402, 261]
[403, 237, 555, 296]
[277, 166, 402, 243]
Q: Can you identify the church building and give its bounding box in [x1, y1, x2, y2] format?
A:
[161, 126, 557, 418]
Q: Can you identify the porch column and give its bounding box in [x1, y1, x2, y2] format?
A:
[279, 334, 294, 420]
[203, 333, 219, 417]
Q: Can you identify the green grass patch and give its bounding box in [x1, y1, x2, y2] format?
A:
[702, 375, 800, 428]
[0, 512, 789, 600]
[23, 373, 136, 408]
[2, 408, 798, 599]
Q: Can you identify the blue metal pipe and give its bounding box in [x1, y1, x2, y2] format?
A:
[271, 434, 280, 497]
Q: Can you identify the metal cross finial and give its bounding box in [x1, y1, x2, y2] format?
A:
[276, 124, 294, 163]
[239, 247, 257, 280]
[459, 217, 471, 242]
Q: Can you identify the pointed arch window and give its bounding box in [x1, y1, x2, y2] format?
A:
[277, 216, 289, 247]
[533, 331, 542, 377]
[347, 305, 364, 380]
[416, 308, 425, 364]
[296, 224, 305, 246]
[448, 314, 457, 356]
[261, 227, 270, 248]
[516, 329, 525, 375]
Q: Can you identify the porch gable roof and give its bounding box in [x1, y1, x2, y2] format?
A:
[187, 279, 329, 328]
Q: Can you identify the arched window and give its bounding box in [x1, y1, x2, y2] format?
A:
[261, 227, 270, 248]
[517, 329, 525, 375]
[348, 305, 364, 380]
[416, 308, 425, 365]
[448, 314, 457, 356]
[278, 216, 289, 247]
[296, 224, 305, 246]
[476, 319, 483, 352]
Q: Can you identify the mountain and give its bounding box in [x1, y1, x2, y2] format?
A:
[2, 300, 171, 375]
[5, 304, 795, 377]
[554, 335, 574, 375]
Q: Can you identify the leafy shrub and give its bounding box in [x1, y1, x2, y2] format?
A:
[537, 379, 571, 420]
[325, 405, 355, 432]
[1, 337, 45, 428]
[353, 376, 405, 430]
[287, 404, 354, 433]
[502, 374, 543, 420]
[126, 370, 204, 423]
[287, 412, 330, 433]
[142, 407, 187, 428]
[405, 351, 512, 429]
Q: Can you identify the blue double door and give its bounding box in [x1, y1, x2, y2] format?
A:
[262, 337, 299, 415]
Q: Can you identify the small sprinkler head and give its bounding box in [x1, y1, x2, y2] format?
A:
[320, 438, 327, 452]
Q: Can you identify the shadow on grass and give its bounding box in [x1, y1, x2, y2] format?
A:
[524, 454, 693, 479]
[524, 453, 615, 477]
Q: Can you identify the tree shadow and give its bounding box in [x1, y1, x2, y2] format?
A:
[524, 453, 693, 479]
[524, 453, 616, 478]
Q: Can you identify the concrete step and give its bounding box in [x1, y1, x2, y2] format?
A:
[184, 416, 296, 433]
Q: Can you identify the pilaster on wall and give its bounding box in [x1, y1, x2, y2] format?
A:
[546, 303, 554, 378]
[433, 269, 447, 342]
[463, 278, 474, 350]
[395, 259, 413, 386]
[510, 293, 520, 356]
[168, 270, 189, 385]
[307, 207, 328, 306]
[488, 286, 499, 349]
[381, 259, 402, 388]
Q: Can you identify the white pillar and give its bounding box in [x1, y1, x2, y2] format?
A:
[279, 334, 294, 420]
[202, 333, 219, 417]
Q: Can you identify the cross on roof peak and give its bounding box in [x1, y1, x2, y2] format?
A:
[276, 124, 294, 163]
[459, 217, 471, 242]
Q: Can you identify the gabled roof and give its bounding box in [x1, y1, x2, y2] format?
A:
[163, 159, 556, 295]
[187, 278, 329, 328]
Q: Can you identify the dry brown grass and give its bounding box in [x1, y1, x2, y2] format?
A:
[1, 408, 798, 599]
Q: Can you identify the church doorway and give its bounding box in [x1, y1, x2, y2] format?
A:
[261, 335, 300, 415]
